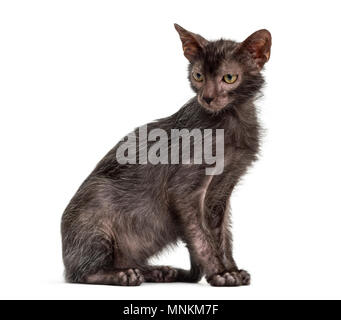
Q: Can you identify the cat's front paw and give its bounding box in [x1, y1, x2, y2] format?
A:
[207, 269, 250, 287]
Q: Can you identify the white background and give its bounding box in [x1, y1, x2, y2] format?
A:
[1, 0, 341, 300]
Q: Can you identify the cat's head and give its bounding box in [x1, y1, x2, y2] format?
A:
[175, 24, 271, 113]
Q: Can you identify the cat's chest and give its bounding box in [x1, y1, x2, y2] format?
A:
[195, 145, 256, 213]
[195, 122, 260, 203]
[224, 118, 260, 171]
[221, 141, 258, 175]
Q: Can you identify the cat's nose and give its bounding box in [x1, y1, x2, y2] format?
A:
[203, 97, 214, 105]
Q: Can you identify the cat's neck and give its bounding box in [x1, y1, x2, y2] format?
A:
[180, 97, 260, 150]
[222, 100, 260, 150]
[178, 97, 259, 127]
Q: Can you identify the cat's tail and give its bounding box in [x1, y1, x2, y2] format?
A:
[177, 256, 204, 283]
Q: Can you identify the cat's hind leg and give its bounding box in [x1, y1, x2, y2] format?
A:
[62, 214, 146, 286]
[63, 230, 145, 286]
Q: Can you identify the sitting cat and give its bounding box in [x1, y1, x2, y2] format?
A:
[61, 24, 271, 286]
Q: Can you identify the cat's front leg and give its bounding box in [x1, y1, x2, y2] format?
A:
[205, 217, 250, 286]
[211, 222, 251, 286]
[180, 207, 246, 286]
[205, 183, 251, 286]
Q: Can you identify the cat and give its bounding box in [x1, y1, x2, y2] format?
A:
[61, 24, 271, 286]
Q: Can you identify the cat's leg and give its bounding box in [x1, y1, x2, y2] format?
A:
[208, 206, 251, 286]
[62, 215, 145, 286]
[85, 269, 144, 286]
[63, 231, 145, 286]
[141, 252, 203, 283]
[205, 182, 250, 286]
[220, 200, 250, 285]
[175, 205, 245, 286]
[172, 175, 249, 286]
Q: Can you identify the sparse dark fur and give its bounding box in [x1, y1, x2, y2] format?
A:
[61, 24, 271, 286]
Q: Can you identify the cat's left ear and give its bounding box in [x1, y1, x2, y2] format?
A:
[239, 29, 272, 70]
[174, 24, 208, 62]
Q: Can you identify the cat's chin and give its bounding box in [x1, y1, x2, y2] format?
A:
[198, 101, 230, 114]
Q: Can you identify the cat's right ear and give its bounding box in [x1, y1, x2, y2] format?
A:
[174, 24, 208, 63]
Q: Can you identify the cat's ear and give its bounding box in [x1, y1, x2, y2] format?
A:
[174, 24, 208, 62]
[240, 29, 272, 70]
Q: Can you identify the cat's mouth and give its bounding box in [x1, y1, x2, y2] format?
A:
[197, 95, 229, 112]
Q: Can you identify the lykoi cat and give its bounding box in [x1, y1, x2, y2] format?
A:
[61, 24, 271, 286]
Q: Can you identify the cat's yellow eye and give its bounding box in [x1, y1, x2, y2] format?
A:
[192, 72, 204, 82]
[223, 74, 238, 84]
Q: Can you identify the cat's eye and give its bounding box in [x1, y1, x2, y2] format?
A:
[223, 74, 238, 84]
[192, 72, 204, 82]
